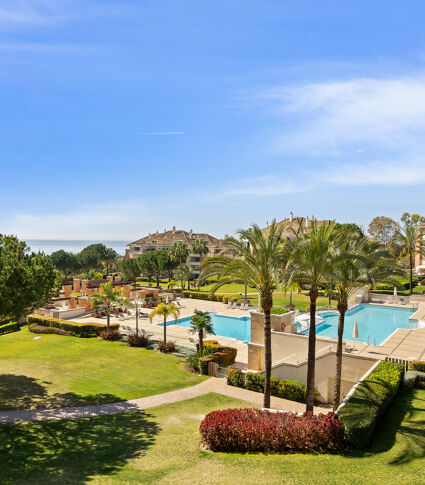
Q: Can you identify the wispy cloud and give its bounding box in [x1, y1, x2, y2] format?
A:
[222, 175, 306, 196]
[5, 201, 153, 240]
[142, 131, 184, 135]
[0, 41, 76, 52]
[249, 73, 425, 156]
[320, 159, 425, 186]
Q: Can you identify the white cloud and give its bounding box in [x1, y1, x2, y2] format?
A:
[5, 201, 153, 240]
[0, 41, 76, 52]
[223, 175, 307, 196]
[251, 74, 425, 155]
[320, 159, 425, 186]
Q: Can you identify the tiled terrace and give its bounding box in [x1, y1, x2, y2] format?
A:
[72, 298, 250, 366]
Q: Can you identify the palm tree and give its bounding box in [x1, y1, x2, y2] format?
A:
[282, 281, 301, 309]
[191, 238, 209, 280]
[189, 309, 215, 355]
[89, 281, 129, 331]
[287, 220, 338, 412]
[149, 303, 180, 346]
[169, 241, 189, 267]
[176, 263, 192, 290]
[201, 221, 287, 408]
[393, 213, 424, 295]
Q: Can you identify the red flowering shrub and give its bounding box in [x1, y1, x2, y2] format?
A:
[200, 408, 344, 453]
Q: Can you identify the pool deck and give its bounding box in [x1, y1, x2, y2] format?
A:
[71, 299, 425, 366]
[343, 303, 425, 361]
[72, 298, 250, 367]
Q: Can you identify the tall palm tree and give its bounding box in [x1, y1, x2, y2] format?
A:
[176, 263, 192, 290]
[393, 212, 424, 295]
[201, 221, 287, 408]
[169, 241, 189, 267]
[149, 303, 180, 347]
[282, 281, 301, 309]
[189, 309, 215, 355]
[287, 220, 338, 412]
[89, 281, 129, 331]
[191, 238, 209, 282]
[329, 231, 401, 410]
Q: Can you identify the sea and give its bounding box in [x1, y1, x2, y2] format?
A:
[26, 240, 129, 256]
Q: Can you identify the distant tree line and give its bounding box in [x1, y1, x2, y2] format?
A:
[49, 244, 120, 278]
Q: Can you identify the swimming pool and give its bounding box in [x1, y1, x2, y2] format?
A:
[166, 313, 251, 342]
[302, 304, 417, 345]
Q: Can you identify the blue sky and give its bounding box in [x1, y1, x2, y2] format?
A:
[1, 0, 425, 240]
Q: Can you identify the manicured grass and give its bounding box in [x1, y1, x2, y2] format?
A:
[0, 327, 206, 410]
[137, 279, 330, 310]
[0, 389, 423, 484]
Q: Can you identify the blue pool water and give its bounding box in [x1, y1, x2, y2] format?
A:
[167, 313, 251, 341]
[305, 304, 417, 345]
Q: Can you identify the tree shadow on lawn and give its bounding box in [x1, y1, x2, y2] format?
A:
[346, 388, 425, 465]
[0, 374, 126, 410]
[0, 410, 160, 484]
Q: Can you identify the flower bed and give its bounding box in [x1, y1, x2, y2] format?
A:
[200, 408, 344, 453]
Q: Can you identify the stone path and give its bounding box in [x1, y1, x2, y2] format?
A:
[0, 377, 329, 424]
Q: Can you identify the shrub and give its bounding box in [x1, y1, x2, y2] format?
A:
[403, 370, 425, 388]
[408, 360, 425, 373]
[0, 321, 19, 335]
[226, 368, 243, 387]
[186, 353, 201, 372]
[374, 282, 394, 290]
[271, 307, 290, 315]
[27, 315, 119, 337]
[181, 291, 225, 302]
[198, 340, 237, 374]
[200, 408, 344, 453]
[245, 372, 265, 392]
[127, 330, 151, 347]
[99, 329, 122, 341]
[158, 340, 176, 353]
[29, 323, 74, 336]
[277, 379, 307, 403]
[243, 372, 310, 403]
[337, 361, 404, 448]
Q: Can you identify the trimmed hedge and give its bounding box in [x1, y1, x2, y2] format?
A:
[181, 291, 225, 302]
[29, 323, 74, 336]
[27, 315, 120, 337]
[408, 360, 425, 373]
[227, 370, 312, 403]
[0, 321, 19, 336]
[199, 340, 237, 374]
[200, 408, 344, 453]
[337, 361, 404, 449]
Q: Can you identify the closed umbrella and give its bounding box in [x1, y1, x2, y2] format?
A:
[352, 321, 359, 350]
[393, 286, 398, 304]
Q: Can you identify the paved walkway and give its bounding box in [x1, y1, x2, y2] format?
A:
[0, 378, 329, 424]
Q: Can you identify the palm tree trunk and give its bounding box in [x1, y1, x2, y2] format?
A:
[262, 294, 273, 409]
[107, 308, 111, 331]
[244, 281, 248, 302]
[163, 315, 167, 344]
[333, 306, 346, 411]
[306, 288, 318, 412]
[199, 329, 203, 355]
[409, 247, 413, 295]
[290, 290, 293, 306]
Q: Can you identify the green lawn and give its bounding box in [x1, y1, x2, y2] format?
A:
[138, 279, 330, 310]
[0, 328, 206, 410]
[0, 389, 423, 484]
